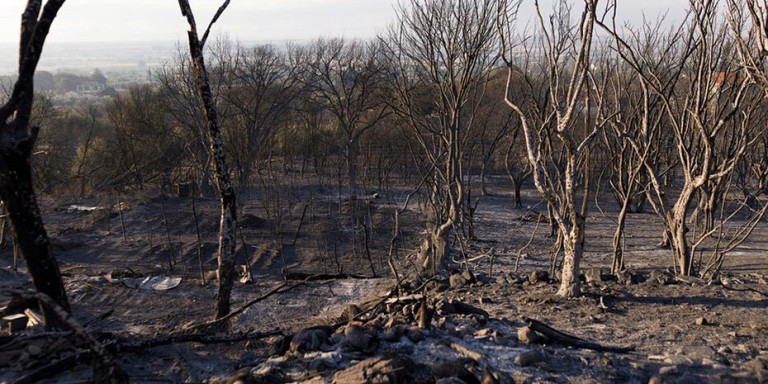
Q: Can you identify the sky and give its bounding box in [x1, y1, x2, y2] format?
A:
[0, 0, 398, 44]
[0, 0, 689, 44]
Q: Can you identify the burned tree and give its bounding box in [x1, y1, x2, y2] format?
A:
[0, 0, 70, 320]
[601, 0, 765, 277]
[594, 18, 677, 275]
[176, 0, 239, 320]
[500, 0, 603, 297]
[155, 46, 220, 197]
[220, 42, 302, 192]
[100, 84, 184, 190]
[299, 38, 391, 197]
[499, 67, 538, 209]
[383, 0, 502, 275]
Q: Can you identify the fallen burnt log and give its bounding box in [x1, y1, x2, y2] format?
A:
[524, 317, 634, 353]
[13, 350, 93, 384]
[5, 286, 291, 383]
[184, 281, 306, 333]
[9, 328, 284, 384]
[3, 290, 127, 383]
[116, 329, 283, 351]
[283, 271, 376, 281]
[448, 300, 490, 319]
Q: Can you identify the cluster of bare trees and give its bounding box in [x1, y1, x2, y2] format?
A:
[384, 0, 505, 274]
[6, 0, 768, 329]
[496, 0, 768, 296]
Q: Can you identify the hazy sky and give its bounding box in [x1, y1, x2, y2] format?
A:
[0, 0, 689, 44]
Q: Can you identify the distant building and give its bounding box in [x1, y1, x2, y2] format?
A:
[712, 71, 741, 87]
[76, 81, 106, 94]
[709, 70, 747, 114]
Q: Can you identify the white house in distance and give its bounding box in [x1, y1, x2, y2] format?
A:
[76, 80, 106, 94]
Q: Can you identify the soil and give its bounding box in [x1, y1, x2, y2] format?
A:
[1, 178, 767, 383]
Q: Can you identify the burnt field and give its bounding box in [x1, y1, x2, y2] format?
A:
[3, 1, 768, 383]
[1, 178, 767, 383]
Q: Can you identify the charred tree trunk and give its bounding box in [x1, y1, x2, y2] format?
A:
[512, 177, 523, 208]
[694, 182, 720, 233]
[0, 0, 70, 324]
[417, 226, 449, 276]
[0, 202, 7, 248]
[667, 185, 696, 276]
[611, 198, 631, 275]
[555, 155, 587, 297]
[0, 138, 70, 314]
[547, 203, 558, 238]
[177, 0, 238, 320]
[346, 142, 358, 197]
[558, 223, 584, 297]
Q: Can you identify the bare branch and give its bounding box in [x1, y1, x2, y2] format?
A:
[201, 0, 231, 47]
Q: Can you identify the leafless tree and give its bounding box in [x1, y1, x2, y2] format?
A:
[298, 38, 391, 197]
[25, 93, 65, 193]
[499, 66, 537, 209]
[176, 0, 239, 320]
[220, 42, 302, 192]
[593, 23, 674, 274]
[466, 69, 519, 198]
[603, 1, 764, 275]
[500, 0, 603, 297]
[101, 84, 183, 190]
[600, 0, 767, 276]
[0, 0, 70, 322]
[70, 104, 103, 197]
[727, 0, 768, 95]
[155, 41, 231, 197]
[383, 0, 502, 275]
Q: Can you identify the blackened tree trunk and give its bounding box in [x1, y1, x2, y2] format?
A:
[0, 202, 6, 248]
[0, 0, 70, 322]
[667, 185, 696, 276]
[0, 138, 70, 313]
[511, 176, 524, 208]
[611, 197, 631, 275]
[177, 0, 238, 320]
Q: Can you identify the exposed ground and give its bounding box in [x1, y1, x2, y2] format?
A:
[1, 178, 767, 383]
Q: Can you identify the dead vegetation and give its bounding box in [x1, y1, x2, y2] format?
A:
[2, 181, 768, 383]
[3, 0, 768, 383]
